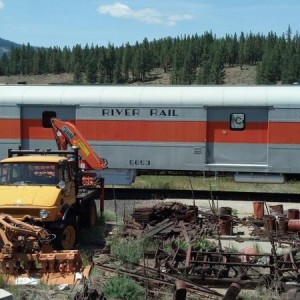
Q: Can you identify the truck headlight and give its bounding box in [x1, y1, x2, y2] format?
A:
[40, 209, 49, 219]
[57, 180, 66, 190]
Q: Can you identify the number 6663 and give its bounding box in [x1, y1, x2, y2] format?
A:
[129, 160, 150, 166]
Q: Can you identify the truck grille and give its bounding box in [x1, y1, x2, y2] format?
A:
[0, 208, 41, 219]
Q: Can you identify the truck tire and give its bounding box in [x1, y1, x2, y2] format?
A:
[84, 199, 98, 228]
[55, 219, 77, 250]
[79, 200, 98, 228]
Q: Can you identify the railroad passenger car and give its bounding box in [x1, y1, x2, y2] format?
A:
[1, 84, 300, 185]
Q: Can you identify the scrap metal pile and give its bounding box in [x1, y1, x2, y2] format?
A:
[122, 201, 300, 296]
[0, 214, 87, 285]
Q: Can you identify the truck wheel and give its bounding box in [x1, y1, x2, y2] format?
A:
[79, 200, 98, 228]
[86, 200, 98, 228]
[55, 220, 77, 250]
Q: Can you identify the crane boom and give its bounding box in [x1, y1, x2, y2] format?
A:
[51, 118, 107, 170]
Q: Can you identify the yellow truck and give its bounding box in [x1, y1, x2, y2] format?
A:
[0, 135, 105, 250]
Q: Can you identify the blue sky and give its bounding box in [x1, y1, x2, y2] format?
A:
[0, 0, 299, 48]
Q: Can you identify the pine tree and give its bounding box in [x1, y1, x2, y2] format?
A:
[62, 46, 72, 73]
[105, 44, 117, 83]
[238, 32, 245, 69]
[72, 44, 83, 75]
[97, 47, 107, 84]
[121, 43, 132, 83]
[73, 62, 83, 84]
[0, 53, 10, 75]
[86, 57, 98, 84]
[227, 33, 239, 66]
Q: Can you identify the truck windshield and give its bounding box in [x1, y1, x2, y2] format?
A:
[0, 162, 59, 185]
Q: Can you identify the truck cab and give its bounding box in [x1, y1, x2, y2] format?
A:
[0, 155, 73, 218]
[0, 148, 102, 250]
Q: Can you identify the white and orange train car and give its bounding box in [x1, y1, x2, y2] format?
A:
[1, 84, 300, 185]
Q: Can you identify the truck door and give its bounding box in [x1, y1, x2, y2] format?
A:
[206, 107, 268, 166]
[59, 163, 76, 206]
[21, 106, 76, 150]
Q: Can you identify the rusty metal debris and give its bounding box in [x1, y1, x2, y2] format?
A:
[119, 201, 300, 298]
[131, 202, 198, 225]
[0, 213, 88, 285]
[154, 243, 300, 289]
[94, 256, 224, 300]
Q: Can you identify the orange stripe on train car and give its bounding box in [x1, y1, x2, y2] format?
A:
[0, 120, 21, 138]
[269, 123, 300, 144]
[16, 119, 206, 142]
[2, 119, 300, 144]
[20, 120, 54, 139]
[206, 122, 268, 143]
[76, 120, 206, 142]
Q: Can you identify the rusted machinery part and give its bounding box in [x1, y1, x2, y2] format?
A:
[0, 213, 84, 281]
[0, 213, 55, 256]
[0, 249, 83, 275]
[155, 246, 300, 288]
[0, 213, 54, 242]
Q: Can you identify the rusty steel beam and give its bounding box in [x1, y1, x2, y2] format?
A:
[96, 259, 224, 299]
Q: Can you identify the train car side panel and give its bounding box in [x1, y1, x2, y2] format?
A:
[0, 105, 21, 158]
[268, 107, 300, 173]
[76, 106, 208, 170]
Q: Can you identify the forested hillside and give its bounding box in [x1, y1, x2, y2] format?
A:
[0, 37, 20, 57]
[0, 27, 299, 85]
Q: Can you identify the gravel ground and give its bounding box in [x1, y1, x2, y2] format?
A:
[104, 198, 164, 220]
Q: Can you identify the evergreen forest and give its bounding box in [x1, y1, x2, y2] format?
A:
[1, 27, 300, 85]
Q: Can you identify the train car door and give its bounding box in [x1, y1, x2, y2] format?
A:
[206, 107, 268, 166]
[21, 106, 76, 150]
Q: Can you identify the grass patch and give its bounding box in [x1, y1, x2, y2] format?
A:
[142, 237, 159, 253]
[102, 275, 146, 300]
[110, 237, 143, 265]
[132, 175, 300, 193]
[239, 286, 284, 300]
[192, 238, 212, 251]
[101, 210, 117, 222]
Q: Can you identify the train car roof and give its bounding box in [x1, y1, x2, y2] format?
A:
[0, 84, 300, 107]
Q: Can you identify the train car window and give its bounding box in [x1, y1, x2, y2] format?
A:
[230, 113, 245, 131]
[42, 111, 57, 128]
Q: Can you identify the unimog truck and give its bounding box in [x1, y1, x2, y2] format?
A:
[0, 118, 107, 250]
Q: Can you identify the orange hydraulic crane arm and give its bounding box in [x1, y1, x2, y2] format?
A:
[51, 118, 107, 170]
